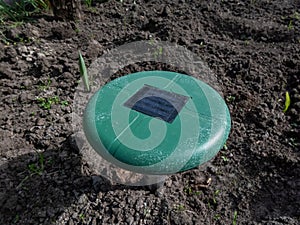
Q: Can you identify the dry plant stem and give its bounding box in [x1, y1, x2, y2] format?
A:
[195, 177, 212, 188]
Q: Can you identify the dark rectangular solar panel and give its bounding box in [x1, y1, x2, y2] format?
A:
[124, 85, 189, 123]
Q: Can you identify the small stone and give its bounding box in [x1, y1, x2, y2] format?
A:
[18, 92, 28, 102]
[18, 45, 28, 54]
[37, 52, 46, 59]
[91, 218, 98, 225]
[59, 117, 65, 123]
[16, 60, 30, 72]
[0, 62, 16, 79]
[63, 72, 73, 80]
[261, 36, 267, 41]
[31, 29, 40, 37]
[78, 194, 88, 204]
[126, 216, 134, 225]
[86, 40, 103, 59]
[41, 140, 50, 147]
[26, 57, 33, 62]
[247, 183, 252, 188]
[22, 79, 32, 87]
[36, 119, 45, 126]
[165, 179, 172, 187]
[68, 218, 75, 225]
[5, 47, 17, 58]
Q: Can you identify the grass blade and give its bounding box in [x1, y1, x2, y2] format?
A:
[283, 91, 291, 113]
[232, 210, 238, 225]
[78, 50, 90, 92]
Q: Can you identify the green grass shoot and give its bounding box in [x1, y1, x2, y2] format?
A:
[85, 0, 93, 7]
[0, 0, 49, 22]
[283, 91, 291, 113]
[78, 50, 90, 92]
[232, 210, 238, 225]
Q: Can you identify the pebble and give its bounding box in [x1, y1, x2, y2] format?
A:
[36, 119, 45, 126]
[5, 47, 17, 58]
[18, 92, 28, 102]
[37, 52, 46, 59]
[31, 29, 40, 37]
[18, 45, 28, 54]
[22, 79, 32, 87]
[26, 56, 33, 62]
[78, 194, 88, 204]
[126, 216, 134, 225]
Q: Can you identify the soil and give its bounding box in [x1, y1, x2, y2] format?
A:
[0, 0, 300, 224]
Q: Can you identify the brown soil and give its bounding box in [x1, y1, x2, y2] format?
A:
[0, 0, 299, 224]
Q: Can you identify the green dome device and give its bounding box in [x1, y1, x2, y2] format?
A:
[83, 71, 231, 175]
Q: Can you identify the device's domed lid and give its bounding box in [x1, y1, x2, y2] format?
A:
[83, 71, 231, 175]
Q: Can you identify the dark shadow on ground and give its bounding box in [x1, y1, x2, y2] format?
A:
[245, 151, 300, 222]
[0, 138, 154, 225]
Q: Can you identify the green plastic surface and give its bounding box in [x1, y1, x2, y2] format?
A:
[83, 71, 231, 175]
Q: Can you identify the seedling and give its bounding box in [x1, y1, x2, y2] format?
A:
[143, 208, 151, 218]
[148, 38, 155, 46]
[221, 144, 229, 161]
[60, 100, 69, 106]
[223, 143, 228, 150]
[38, 78, 51, 91]
[221, 155, 229, 162]
[287, 20, 293, 30]
[283, 91, 290, 113]
[13, 214, 20, 223]
[28, 151, 44, 175]
[293, 12, 300, 20]
[212, 189, 220, 205]
[174, 204, 185, 212]
[214, 214, 221, 220]
[37, 96, 59, 109]
[78, 50, 90, 92]
[16, 151, 45, 189]
[286, 12, 299, 30]
[153, 46, 163, 60]
[184, 186, 193, 195]
[75, 27, 80, 33]
[226, 95, 236, 103]
[79, 213, 85, 221]
[244, 40, 250, 45]
[288, 138, 298, 147]
[184, 186, 201, 195]
[28, 163, 42, 174]
[85, 0, 93, 7]
[232, 210, 238, 225]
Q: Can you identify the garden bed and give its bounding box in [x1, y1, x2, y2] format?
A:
[0, 0, 299, 224]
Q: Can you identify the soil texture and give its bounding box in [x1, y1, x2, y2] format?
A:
[0, 0, 299, 224]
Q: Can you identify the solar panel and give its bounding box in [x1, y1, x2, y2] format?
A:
[124, 85, 189, 123]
